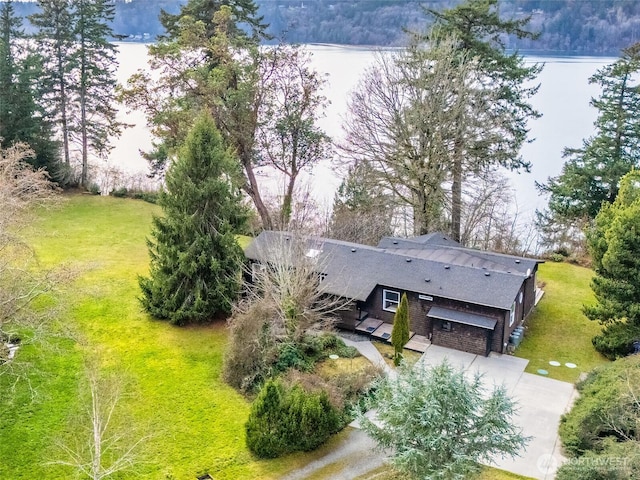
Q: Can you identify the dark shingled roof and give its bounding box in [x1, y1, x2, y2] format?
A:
[244, 231, 541, 311]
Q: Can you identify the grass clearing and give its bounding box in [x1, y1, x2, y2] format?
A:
[0, 194, 336, 479]
[354, 465, 535, 480]
[373, 341, 422, 367]
[515, 262, 609, 383]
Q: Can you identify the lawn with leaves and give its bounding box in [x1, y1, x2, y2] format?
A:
[516, 261, 609, 383]
[0, 194, 329, 479]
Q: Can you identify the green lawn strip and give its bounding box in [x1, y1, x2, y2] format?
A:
[353, 465, 534, 480]
[515, 262, 609, 383]
[1, 194, 335, 479]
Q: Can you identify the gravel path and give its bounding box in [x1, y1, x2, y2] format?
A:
[280, 428, 387, 480]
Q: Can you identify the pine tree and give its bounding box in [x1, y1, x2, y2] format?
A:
[357, 360, 528, 479]
[139, 115, 248, 325]
[539, 43, 640, 224]
[73, 0, 122, 187]
[391, 293, 410, 366]
[584, 170, 640, 358]
[30, 0, 77, 168]
[424, 0, 542, 242]
[0, 0, 59, 175]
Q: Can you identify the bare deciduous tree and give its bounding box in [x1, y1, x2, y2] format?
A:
[0, 142, 60, 364]
[49, 365, 147, 480]
[257, 44, 332, 229]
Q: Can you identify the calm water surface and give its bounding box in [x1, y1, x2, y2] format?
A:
[111, 43, 613, 218]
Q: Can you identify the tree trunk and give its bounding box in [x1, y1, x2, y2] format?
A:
[451, 139, 463, 243]
[241, 150, 272, 230]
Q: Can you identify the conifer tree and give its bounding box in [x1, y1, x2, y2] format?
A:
[73, 0, 122, 187]
[30, 0, 77, 168]
[424, 0, 541, 241]
[0, 0, 59, 174]
[139, 115, 247, 325]
[584, 170, 640, 358]
[391, 293, 410, 366]
[539, 43, 640, 230]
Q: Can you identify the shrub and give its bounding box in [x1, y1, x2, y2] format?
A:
[549, 252, 565, 262]
[592, 320, 640, 360]
[245, 378, 343, 458]
[559, 355, 640, 457]
[556, 439, 640, 480]
[111, 186, 128, 198]
[87, 183, 101, 195]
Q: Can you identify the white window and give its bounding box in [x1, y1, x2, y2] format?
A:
[509, 301, 516, 327]
[383, 289, 400, 312]
[442, 320, 452, 332]
[519, 291, 523, 304]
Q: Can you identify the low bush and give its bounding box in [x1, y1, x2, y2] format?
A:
[556, 439, 640, 480]
[245, 378, 343, 458]
[559, 355, 640, 457]
[592, 320, 640, 360]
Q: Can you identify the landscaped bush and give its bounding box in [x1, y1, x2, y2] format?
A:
[556, 439, 640, 480]
[592, 320, 640, 360]
[245, 378, 343, 458]
[559, 355, 640, 457]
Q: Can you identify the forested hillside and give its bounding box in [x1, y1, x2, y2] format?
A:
[11, 0, 639, 54]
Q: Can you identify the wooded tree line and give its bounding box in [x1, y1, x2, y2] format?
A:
[0, 0, 122, 188]
[11, 0, 640, 54]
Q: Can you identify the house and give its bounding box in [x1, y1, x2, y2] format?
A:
[244, 231, 542, 357]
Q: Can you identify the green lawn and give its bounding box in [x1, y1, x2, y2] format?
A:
[515, 261, 609, 383]
[0, 194, 610, 478]
[0, 194, 328, 479]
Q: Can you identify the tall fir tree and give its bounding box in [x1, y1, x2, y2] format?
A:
[539, 43, 640, 226]
[584, 170, 640, 358]
[30, 0, 77, 168]
[73, 0, 122, 187]
[424, 0, 542, 242]
[139, 115, 248, 325]
[391, 293, 410, 366]
[120, 0, 275, 228]
[0, 0, 59, 173]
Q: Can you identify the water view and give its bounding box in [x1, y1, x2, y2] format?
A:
[111, 43, 614, 218]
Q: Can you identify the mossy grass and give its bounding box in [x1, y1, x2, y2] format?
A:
[0, 194, 337, 479]
[372, 341, 422, 367]
[353, 465, 535, 479]
[515, 262, 609, 383]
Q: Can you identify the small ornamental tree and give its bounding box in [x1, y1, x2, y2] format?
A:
[391, 292, 410, 365]
[357, 360, 528, 479]
[139, 114, 247, 325]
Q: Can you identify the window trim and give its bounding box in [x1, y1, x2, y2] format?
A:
[509, 301, 516, 327]
[382, 289, 400, 312]
[442, 320, 452, 332]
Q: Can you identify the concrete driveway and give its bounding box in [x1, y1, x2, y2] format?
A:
[418, 344, 577, 480]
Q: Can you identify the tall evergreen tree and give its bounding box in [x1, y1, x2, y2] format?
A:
[139, 115, 248, 325]
[539, 43, 640, 225]
[391, 293, 410, 366]
[0, 0, 59, 174]
[584, 170, 640, 358]
[424, 0, 542, 242]
[121, 1, 273, 227]
[30, 0, 77, 168]
[73, 0, 122, 187]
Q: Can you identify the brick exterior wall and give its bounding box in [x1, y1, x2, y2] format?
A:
[431, 319, 490, 356]
[361, 285, 510, 355]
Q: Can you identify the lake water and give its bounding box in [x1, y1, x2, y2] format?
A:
[110, 43, 613, 221]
